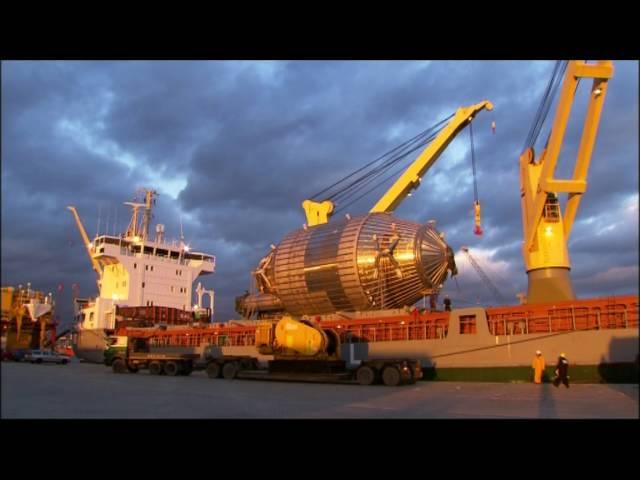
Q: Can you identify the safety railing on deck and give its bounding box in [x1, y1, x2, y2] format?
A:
[486, 296, 638, 336]
[139, 296, 637, 348]
[147, 328, 257, 348]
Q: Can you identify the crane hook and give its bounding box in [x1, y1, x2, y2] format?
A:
[473, 200, 483, 236]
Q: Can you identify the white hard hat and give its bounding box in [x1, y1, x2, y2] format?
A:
[535, 350, 541, 355]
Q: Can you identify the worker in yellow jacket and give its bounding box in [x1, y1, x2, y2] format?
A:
[532, 350, 545, 384]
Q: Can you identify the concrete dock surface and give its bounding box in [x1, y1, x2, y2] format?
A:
[2, 362, 638, 419]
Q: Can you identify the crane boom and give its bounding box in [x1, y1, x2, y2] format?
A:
[520, 60, 613, 303]
[370, 100, 493, 213]
[302, 100, 493, 226]
[461, 247, 505, 305]
[67, 206, 102, 284]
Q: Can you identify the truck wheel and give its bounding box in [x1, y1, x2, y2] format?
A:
[356, 365, 376, 386]
[206, 362, 221, 379]
[222, 361, 239, 379]
[148, 361, 163, 375]
[112, 359, 127, 374]
[406, 367, 417, 385]
[164, 361, 179, 376]
[382, 366, 401, 387]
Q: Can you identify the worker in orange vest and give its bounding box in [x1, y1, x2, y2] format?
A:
[532, 350, 545, 384]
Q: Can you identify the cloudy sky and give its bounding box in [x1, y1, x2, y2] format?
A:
[2, 60, 638, 327]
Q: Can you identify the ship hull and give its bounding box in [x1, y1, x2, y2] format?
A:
[216, 304, 639, 381]
[215, 326, 639, 367]
[73, 329, 111, 363]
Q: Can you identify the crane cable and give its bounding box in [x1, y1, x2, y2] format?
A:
[309, 113, 454, 205]
[469, 122, 482, 235]
[334, 127, 445, 212]
[329, 117, 451, 203]
[522, 60, 568, 154]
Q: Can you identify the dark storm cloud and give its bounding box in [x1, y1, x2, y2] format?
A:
[2, 60, 638, 326]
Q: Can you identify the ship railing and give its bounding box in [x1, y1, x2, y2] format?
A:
[148, 329, 257, 348]
[339, 319, 449, 343]
[143, 297, 638, 348]
[486, 297, 638, 336]
[117, 247, 191, 266]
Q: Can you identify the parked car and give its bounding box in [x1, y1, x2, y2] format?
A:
[10, 349, 29, 362]
[25, 350, 70, 365]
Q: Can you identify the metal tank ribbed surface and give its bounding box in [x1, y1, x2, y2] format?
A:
[259, 213, 456, 316]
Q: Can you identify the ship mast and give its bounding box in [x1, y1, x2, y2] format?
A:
[124, 189, 157, 242]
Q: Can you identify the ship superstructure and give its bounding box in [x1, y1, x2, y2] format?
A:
[68, 189, 215, 361]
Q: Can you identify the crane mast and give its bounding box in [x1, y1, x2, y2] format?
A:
[520, 60, 613, 304]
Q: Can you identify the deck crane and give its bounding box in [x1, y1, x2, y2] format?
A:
[302, 100, 494, 227]
[520, 60, 613, 303]
[460, 246, 506, 305]
[67, 206, 102, 290]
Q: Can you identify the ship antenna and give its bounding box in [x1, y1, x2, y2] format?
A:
[180, 215, 185, 245]
[105, 206, 110, 238]
[96, 204, 102, 237]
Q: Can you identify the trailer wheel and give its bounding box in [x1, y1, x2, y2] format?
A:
[164, 361, 179, 376]
[382, 366, 401, 387]
[240, 358, 254, 370]
[112, 359, 127, 374]
[149, 361, 163, 375]
[406, 366, 417, 385]
[356, 365, 376, 386]
[222, 361, 239, 379]
[206, 362, 222, 379]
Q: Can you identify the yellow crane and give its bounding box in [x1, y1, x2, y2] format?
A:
[67, 206, 102, 289]
[519, 60, 613, 303]
[302, 100, 494, 226]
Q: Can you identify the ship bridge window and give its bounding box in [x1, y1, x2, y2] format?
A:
[134, 263, 137, 269]
[459, 315, 477, 334]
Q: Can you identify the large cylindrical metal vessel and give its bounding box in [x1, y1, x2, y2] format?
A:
[257, 213, 456, 316]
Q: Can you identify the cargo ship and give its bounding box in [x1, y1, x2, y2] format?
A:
[67, 189, 216, 362]
[116, 60, 638, 383]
